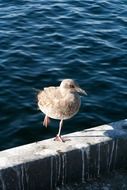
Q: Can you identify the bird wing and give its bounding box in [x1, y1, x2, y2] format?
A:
[37, 86, 62, 108]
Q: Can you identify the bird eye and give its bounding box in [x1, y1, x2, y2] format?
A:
[70, 84, 74, 88]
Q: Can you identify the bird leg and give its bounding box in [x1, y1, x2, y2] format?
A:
[43, 115, 50, 127]
[54, 120, 65, 142]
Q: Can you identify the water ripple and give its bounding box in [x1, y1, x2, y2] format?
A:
[0, 0, 127, 150]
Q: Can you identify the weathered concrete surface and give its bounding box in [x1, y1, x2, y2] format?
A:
[0, 119, 127, 190]
[57, 170, 127, 190]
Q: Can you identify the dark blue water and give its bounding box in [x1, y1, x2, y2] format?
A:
[0, 0, 127, 150]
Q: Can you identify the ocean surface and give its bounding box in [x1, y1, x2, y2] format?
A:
[0, 0, 127, 150]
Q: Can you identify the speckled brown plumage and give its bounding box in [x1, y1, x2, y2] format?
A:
[37, 79, 86, 142]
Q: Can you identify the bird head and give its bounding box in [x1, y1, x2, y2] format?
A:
[60, 79, 87, 96]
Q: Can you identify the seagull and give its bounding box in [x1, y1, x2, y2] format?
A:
[37, 79, 87, 142]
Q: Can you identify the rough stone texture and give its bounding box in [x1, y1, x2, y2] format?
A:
[0, 119, 127, 190]
[56, 170, 127, 190]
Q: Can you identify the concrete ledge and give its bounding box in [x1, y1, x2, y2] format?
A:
[0, 119, 127, 190]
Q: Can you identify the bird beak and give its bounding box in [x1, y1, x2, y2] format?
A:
[76, 87, 87, 96]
